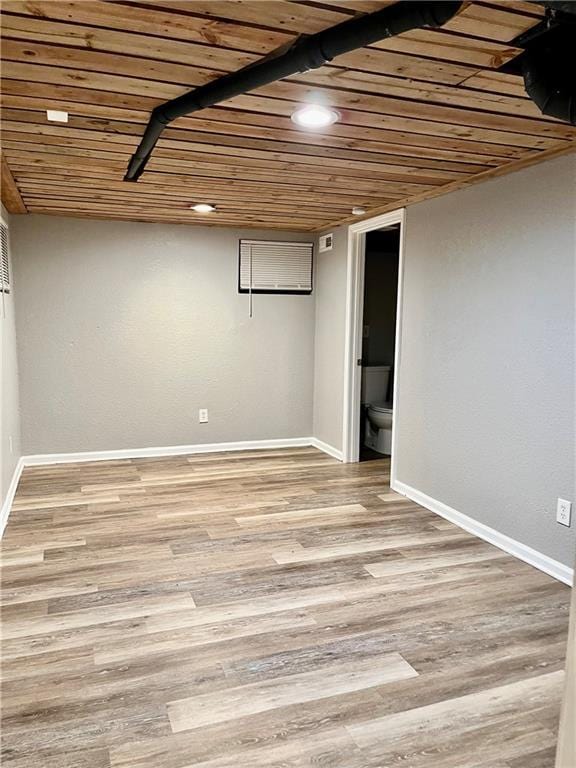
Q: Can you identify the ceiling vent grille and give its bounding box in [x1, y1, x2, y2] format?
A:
[239, 240, 313, 295]
[1, 223, 10, 294]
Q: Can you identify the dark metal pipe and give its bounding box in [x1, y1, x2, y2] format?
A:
[124, 0, 463, 181]
[522, 50, 576, 125]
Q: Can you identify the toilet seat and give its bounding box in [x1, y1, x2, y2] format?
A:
[369, 402, 393, 414]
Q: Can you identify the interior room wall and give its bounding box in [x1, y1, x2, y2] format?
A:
[396, 154, 576, 567]
[0, 205, 22, 513]
[11, 216, 315, 455]
[312, 226, 348, 453]
[362, 229, 400, 369]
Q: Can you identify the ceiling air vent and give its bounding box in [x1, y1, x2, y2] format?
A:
[239, 240, 313, 295]
[319, 233, 334, 253]
[1, 223, 10, 294]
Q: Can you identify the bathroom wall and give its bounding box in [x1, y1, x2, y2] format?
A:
[396, 154, 576, 567]
[312, 225, 348, 452]
[12, 215, 315, 454]
[0, 205, 22, 515]
[362, 229, 400, 370]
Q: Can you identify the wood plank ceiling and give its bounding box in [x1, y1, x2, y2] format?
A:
[1, 0, 575, 231]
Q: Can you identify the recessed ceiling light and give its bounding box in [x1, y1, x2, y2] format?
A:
[352, 206, 366, 216]
[291, 104, 340, 130]
[46, 110, 68, 123]
[191, 203, 216, 213]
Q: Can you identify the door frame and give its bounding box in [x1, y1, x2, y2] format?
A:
[342, 208, 406, 479]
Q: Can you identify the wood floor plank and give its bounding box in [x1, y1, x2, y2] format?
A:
[271, 529, 471, 563]
[94, 609, 317, 666]
[346, 671, 564, 766]
[0, 448, 569, 768]
[364, 547, 507, 577]
[1, 592, 196, 640]
[167, 652, 418, 732]
[166, 728, 368, 768]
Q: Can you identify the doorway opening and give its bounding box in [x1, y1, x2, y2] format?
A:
[342, 209, 405, 477]
[359, 226, 401, 461]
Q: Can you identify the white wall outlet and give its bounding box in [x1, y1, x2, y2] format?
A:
[8, 435, 13, 453]
[199, 408, 208, 424]
[556, 498, 572, 527]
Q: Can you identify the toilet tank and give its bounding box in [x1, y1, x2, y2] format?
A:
[361, 365, 391, 404]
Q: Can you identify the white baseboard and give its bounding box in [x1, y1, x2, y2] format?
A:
[309, 438, 344, 461]
[392, 479, 574, 587]
[0, 456, 25, 538]
[23, 437, 316, 466]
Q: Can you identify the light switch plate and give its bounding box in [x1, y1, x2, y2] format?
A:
[199, 409, 208, 423]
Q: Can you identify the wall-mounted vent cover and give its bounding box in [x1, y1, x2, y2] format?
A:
[239, 240, 313, 295]
[0, 223, 10, 294]
[319, 233, 333, 252]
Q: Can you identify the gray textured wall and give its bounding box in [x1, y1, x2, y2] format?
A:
[12, 216, 315, 454]
[313, 226, 348, 451]
[0, 206, 22, 508]
[396, 154, 576, 566]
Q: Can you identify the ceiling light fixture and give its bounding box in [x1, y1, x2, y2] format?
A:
[46, 110, 69, 123]
[291, 104, 340, 130]
[190, 203, 216, 213]
[352, 206, 366, 216]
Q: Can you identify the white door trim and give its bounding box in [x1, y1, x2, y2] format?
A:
[342, 208, 406, 479]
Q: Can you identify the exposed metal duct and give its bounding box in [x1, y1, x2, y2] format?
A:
[523, 48, 576, 125]
[510, 5, 576, 126]
[124, 1, 463, 181]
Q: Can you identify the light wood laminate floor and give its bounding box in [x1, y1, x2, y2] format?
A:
[0, 448, 570, 768]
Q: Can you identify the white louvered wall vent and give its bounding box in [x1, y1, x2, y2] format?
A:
[1, 223, 10, 294]
[319, 233, 333, 252]
[239, 240, 313, 295]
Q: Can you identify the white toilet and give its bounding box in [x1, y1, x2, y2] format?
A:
[361, 365, 393, 455]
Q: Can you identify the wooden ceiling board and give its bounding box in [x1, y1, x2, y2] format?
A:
[0, 114, 508, 168]
[441, 2, 544, 41]
[1, 153, 27, 213]
[10, 170, 405, 207]
[1, 88, 541, 160]
[118, 0, 365, 34]
[1, 0, 575, 230]
[15, 183, 389, 212]
[1, 120, 494, 175]
[2, 1, 293, 53]
[5, 149, 437, 198]
[2, 47, 518, 130]
[0, 15, 259, 71]
[0, 8, 526, 72]
[1, 64, 563, 149]
[289, 67, 545, 120]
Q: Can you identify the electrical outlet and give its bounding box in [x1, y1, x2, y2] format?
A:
[199, 409, 208, 424]
[8, 435, 13, 453]
[556, 498, 572, 527]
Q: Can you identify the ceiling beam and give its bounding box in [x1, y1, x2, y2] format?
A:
[1, 154, 27, 214]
